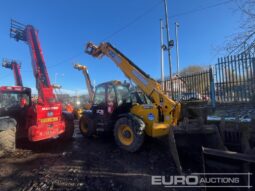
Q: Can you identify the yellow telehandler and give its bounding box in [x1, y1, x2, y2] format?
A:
[78, 42, 229, 174]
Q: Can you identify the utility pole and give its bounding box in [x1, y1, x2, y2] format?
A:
[163, 0, 174, 98]
[175, 22, 180, 75]
[160, 19, 165, 91]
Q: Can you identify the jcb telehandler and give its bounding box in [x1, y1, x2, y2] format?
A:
[78, 42, 227, 173]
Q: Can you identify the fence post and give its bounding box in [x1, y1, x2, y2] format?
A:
[252, 58, 255, 98]
[209, 66, 216, 109]
[253, 57, 255, 78]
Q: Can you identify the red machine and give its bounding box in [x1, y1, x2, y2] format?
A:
[1, 60, 33, 140]
[2, 60, 23, 86]
[10, 20, 74, 142]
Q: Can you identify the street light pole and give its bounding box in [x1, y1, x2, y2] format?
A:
[175, 22, 180, 75]
[163, 0, 174, 98]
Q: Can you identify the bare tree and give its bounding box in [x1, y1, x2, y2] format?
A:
[178, 65, 209, 93]
[221, 0, 255, 54]
[179, 65, 206, 76]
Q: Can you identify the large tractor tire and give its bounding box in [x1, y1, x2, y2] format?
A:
[114, 116, 145, 152]
[79, 115, 94, 138]
[61, 119, 74, 141]
[0, 118, 16, 156]
[60, 113, 75, 141]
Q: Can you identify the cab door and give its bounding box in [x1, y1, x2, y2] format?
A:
[92, 85, 108, 132]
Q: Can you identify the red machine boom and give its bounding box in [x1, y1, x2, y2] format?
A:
[10, 20, 73, 141]
[2, 60, 23, 86]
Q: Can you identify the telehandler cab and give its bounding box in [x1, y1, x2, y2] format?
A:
[0, 86, 30, 155]
[0, 59, 31, 154]
[79, 80, 153, 152]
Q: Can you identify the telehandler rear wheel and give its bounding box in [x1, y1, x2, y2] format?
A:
[79, 115, 94, 138]
[114, 117, 144, 152]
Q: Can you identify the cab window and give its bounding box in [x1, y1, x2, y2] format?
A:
[0, 91, 30, 109]
[94, 86, 106, 105]
[107, 86, 116, 104]
[115, 85, 131, 106]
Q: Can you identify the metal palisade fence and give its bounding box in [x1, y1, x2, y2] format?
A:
[163, 70, 212, 102]
[160, 54, 255, 105]
[215, 54, 255, 103]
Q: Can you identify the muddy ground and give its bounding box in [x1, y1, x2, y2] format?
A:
[0, 121, 203, 191]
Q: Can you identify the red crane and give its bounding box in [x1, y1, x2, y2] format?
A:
[2, 60, 23, 86]
[10, 20, 74, 141]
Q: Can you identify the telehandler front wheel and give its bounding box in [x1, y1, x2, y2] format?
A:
[114, 117, 144, 152]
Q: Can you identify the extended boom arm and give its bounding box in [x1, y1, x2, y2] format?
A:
[2, 60, 23, 86]
[10, 19, 55, 103]
[74, 64, 94, 103]
[85, 42, 181, 125]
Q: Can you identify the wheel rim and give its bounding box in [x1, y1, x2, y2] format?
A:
[118, 125, 134, 146]
[80, 119, 88, 134]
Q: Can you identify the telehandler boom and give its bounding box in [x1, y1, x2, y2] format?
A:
[74, 64, 94, 104]
[2, 60, 23, 86]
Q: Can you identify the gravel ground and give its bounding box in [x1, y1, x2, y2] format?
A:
[0, 124, 202, 191]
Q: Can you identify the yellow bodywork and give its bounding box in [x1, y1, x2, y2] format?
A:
[73, 108, 83, 120]
[84, 103, 92, 110]
[117, 124, 134, 146]
[130, 104, 172, 137]
[40, 117, 58, 123]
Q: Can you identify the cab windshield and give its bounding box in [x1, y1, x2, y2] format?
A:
[115, 85, 131, 106]
[0, 91, 31, 109]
